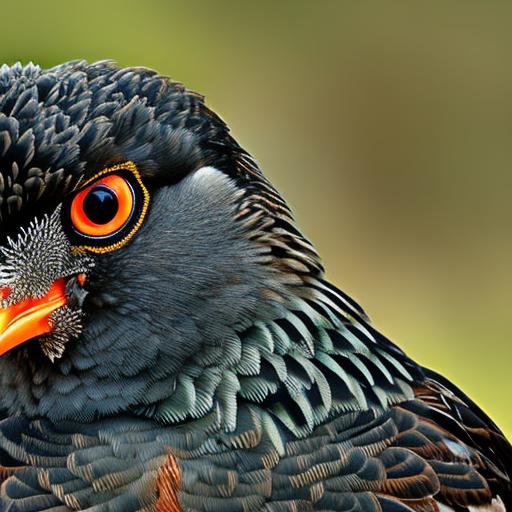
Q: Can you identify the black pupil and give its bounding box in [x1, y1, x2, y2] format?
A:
[83, 185, 119, 224]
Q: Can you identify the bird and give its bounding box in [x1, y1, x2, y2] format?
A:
[0, 60, 509, 512]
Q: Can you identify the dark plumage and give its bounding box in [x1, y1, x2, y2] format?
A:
[0, 60, 509, 512]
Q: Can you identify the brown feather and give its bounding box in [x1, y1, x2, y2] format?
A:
[156, 453, 183, 512]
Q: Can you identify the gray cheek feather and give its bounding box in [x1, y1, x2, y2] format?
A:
[21, 168, 285, 422]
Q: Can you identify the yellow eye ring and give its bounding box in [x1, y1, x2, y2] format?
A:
[64, 161, 150, 254]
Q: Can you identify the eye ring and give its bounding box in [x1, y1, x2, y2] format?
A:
[62, 161, 150, 254]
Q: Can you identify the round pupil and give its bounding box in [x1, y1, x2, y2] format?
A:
[82, 185, 119, 225]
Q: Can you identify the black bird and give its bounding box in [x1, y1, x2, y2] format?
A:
[0, 60, 509, 511]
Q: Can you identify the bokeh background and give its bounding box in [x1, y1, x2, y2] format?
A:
[1, 1, 510, 435]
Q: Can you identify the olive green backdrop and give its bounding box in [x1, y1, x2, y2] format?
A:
[1, 1, 510, 436]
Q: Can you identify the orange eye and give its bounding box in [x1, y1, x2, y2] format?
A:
[62, 162, 150, 253]
[70, 175, 134, 237]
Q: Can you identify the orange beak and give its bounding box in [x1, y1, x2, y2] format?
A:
[0, 278, 67, 356]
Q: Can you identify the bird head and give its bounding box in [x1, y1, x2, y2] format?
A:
[0, 61, 324, 425]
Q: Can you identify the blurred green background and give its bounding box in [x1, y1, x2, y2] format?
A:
[1, 1, 510, 435]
